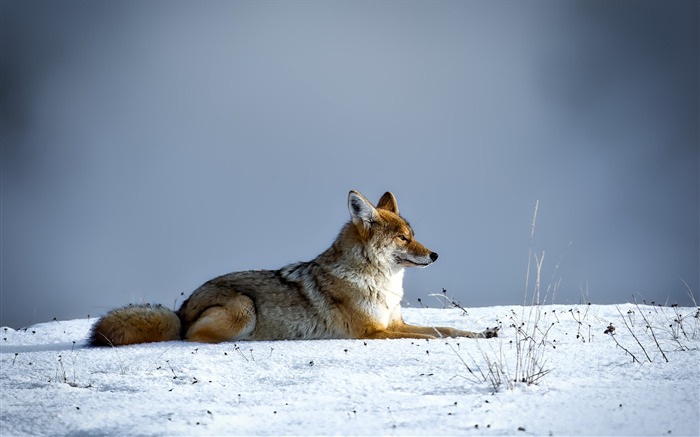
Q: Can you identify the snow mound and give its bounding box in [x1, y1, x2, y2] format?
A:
[1, 305, 699, 436]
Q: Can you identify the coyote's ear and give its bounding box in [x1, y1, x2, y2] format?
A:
[376, 191, 399, 215]
[348, 190, 378, 230]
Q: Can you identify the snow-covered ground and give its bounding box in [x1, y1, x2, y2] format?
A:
[1, 304, 698, 436]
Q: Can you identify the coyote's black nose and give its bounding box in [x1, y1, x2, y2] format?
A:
[430, 252, 439, 262]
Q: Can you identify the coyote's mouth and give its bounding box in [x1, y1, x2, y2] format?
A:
[395, 257, 432, 268]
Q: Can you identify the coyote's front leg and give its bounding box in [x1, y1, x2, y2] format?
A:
[390, 321, 499, 339]
[362, 329, 436, 340]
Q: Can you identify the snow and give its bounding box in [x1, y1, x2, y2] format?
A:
[1, 305, 699, 436]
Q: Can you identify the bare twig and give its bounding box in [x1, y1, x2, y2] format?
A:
[605, 322, 639, 363]
[615, 306, 652, 362]
[633, 300, 669, 363]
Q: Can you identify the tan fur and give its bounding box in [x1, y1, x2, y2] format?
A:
[89, 190, 498, 346]
[90, 304, 180, 346]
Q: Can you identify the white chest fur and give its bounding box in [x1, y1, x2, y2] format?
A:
[358, 268, 405, 328]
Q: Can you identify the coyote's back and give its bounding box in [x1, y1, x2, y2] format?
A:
[89, 190, 497, 346]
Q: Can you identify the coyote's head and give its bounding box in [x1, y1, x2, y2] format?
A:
[347, 190, 438, 270]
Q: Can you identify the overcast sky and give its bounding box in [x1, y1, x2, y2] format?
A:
[2, 1, 698, 329]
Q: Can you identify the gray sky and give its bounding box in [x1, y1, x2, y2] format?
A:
[2, 1, 698, 329]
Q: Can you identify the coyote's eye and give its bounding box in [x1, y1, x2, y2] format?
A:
[397, 235, 409, 242]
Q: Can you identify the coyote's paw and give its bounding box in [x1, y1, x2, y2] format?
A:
[481, 326, 499, 338]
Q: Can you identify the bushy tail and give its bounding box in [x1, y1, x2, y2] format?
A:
[89, 303, 181, 346]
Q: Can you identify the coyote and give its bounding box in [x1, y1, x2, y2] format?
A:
[89, 190, 498, 346]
